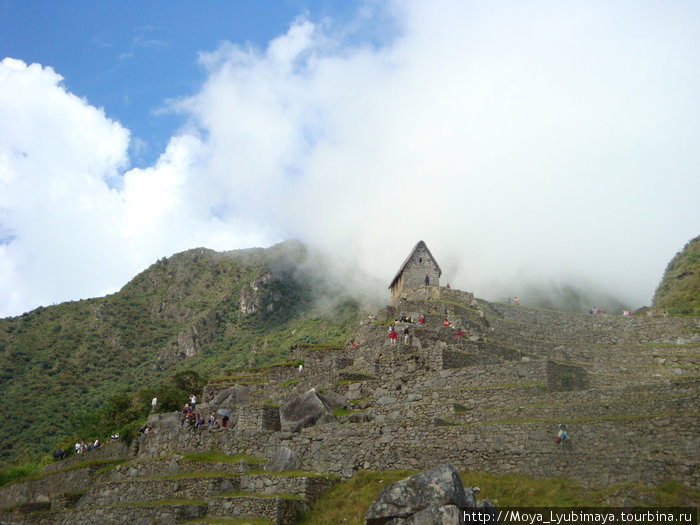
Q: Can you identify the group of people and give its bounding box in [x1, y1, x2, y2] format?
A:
[180, 395, 229, 432]
[74, 438, 101, 455]
[387, 315, 467, 346]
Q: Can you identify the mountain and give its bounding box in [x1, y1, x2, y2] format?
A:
[0, 241, 361, 463]
[653, 235, 700, 315]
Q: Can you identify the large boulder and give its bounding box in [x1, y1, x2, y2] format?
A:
[280, 388, 335, 432]
[265, 446, 302, 472]
[396, 505, 462, 524]
[212, 384, 249, 406]
[365, 464, 473, 524]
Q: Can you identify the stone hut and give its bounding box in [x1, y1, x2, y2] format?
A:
[389, 240, 442, 306]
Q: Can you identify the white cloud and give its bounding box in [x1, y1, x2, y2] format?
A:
[0, 58, 131, 315]
[1, 1, 699, 316]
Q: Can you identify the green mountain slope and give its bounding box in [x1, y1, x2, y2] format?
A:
[0, 241, 359, 463]
[653, 235, 700, 315]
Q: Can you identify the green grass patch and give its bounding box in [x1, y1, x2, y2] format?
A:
[91, 458, 129, 477]
[298, 470, 416, 525]
[0, 462, 41, 487]
[333, 408, 356, 417]
[299, 470, 700, 525]
[279, 378, 303, 387]
[1, 458, 124, 487]
[244, 469, 339, 480]
[215, 491, 301, 500]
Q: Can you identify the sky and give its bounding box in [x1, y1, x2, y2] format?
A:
[0, 0, 698, 318]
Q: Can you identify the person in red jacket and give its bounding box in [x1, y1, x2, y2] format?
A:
[388, 327, 397, 346]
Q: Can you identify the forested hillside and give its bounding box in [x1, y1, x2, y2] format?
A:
[0, 241, 360, 464]
[653, 235, 700, 315]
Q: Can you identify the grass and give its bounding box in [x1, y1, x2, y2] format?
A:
[1, 458, 125, 487]
[0, 243, 359, 466]
[297, 470, 416, 525]
[298, 470, 700, 525]
[332, 408, 356, 417]
[279, 378, 303, 387]
[215, 491, 301, 500]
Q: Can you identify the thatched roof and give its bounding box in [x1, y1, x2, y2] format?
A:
[388, 240, 442, 289]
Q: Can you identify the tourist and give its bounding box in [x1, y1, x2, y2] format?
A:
[514, 296, 519, 306]
[404, 327, 410, 345]
[151, 396, 157, 412]
[418, 315, 425, 325]
[298, 363, 304, 372]
[443, 319, 450, 327]
[556, 423, 569, 446]
[389, 327, 397, 346]
[181, 403, 190, 427]
[424, 273, 430, 287]
[456, 328, 463, 345]
[190, 394, 197, 412]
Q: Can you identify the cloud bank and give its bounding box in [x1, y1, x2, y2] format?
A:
[1, 1, 699, 317]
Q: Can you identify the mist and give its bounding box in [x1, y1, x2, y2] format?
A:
[1, 1, 699, 317]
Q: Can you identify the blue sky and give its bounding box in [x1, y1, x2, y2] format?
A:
[1, 1, 699, 317]
[0, 1, 370, 167]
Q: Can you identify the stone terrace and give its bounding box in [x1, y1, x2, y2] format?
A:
[2, 287, 699, 523]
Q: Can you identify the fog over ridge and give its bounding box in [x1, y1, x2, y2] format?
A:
[1, 1, 699, 317]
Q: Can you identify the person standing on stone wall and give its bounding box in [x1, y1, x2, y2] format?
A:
[404, 327, 410, 345]
[424, 273, 430, 287]
[456, 328, 463, 346]
[190, 393, 197, 412]
[151, 396, 157, 412]
[389, 326, 397, 346]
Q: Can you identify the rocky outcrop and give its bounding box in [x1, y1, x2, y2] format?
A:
[238, 272, 274, 316]
[280, 388, 335, 432]
[365, 464, 475, 524]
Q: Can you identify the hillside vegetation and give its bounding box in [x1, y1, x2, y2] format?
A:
[0, 241, 360, 464]
[653, 235, 700, 315]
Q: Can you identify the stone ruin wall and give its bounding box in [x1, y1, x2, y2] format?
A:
[133, 412, 698, 488]
[3, 300, 697, 516]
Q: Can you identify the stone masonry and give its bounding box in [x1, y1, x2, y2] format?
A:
[2, 284, 699, 524]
